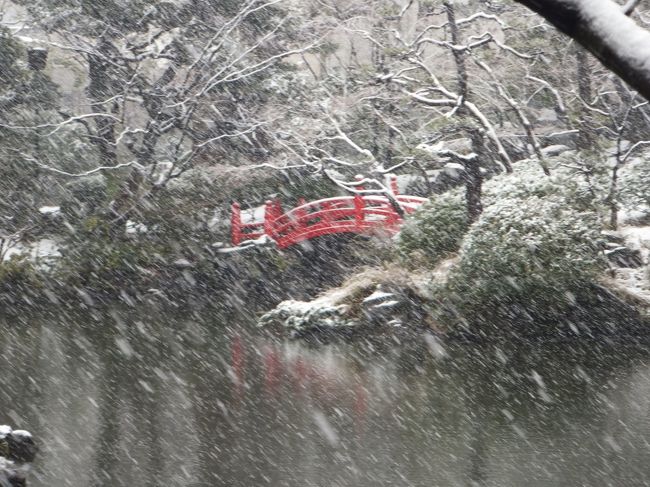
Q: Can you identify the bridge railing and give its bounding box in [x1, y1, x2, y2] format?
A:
[231, 177, 427, 247]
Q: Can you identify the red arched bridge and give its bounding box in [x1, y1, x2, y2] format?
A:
[231, 177, 427, 248]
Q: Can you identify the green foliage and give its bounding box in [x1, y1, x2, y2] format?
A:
[62, 175, 109, 222]
[24, 72, 59, 109]
[57, 223, 169, 292]
[0, 28, 68, 232]
[0, 28, 24, 85]
[397, 159, 608, 330]
[396, 158, 604, 272]
[0, 28, 58, 110]
[397, 191, 469, 267]
[0, 258, 42, 293]
[314, 41, 339, 56]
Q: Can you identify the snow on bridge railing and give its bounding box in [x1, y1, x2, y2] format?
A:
[230, 175, 428, 248]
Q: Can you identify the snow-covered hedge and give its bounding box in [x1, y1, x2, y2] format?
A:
[443, 195, 604, 325]
[0, 258, 43, 306]
[397, 191, 469, 266]
[397, 159, 609, 329]
[483, 157, 603, 211]
[397, 159, 602, 270]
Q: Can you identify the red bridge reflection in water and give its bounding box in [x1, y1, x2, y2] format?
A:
[229, 336, 372, 434]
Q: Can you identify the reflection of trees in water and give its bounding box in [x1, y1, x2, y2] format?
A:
[85, 329, 650, 486]
[0, 319, 103, 485]
[91, 331, 121, 487]
[0, 324, 44, 431]
[89, 313, 177, 487]
[3, 311, 650, 487]
[85, 312, 239, 487]
[187, 331, 297, 486]
[186, 333, 230, 486]
[126, 325, 165, 487]
[442, 342, 650, 486]
[0, 321, 72, 483]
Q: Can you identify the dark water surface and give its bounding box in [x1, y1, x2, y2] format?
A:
[2, 309, 650, 486]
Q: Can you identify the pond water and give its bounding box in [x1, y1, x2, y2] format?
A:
[2, 309, 650, 486]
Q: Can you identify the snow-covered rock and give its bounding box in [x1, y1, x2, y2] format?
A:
[620, 226, 650, 263]
[173, 258, 193, 269]
[362, 289, 395, 304]
[442, 163, 465, 178]
[541, 144, 571, 157]
[620, 207, 650, 226]
[603, 240, 644, 268]
[373, 299, 401, 309]
[0, 425, 37, 464]
[217, 234, 276, 253]
[258, 299, 355, 335]
[2, 239, 62, 269]
[258, 265, 438, 337]
[126, 220, 148, 235]
[606, 225, 650, 315]
[394, 174, 423, 194]
[38, 206, 61, 216]
[416, 138, 471, 156]
[0, 458, 26, 487]
[536, 108, 558, 124]
[0, 425, 36, 486]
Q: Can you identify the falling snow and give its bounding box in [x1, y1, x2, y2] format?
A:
[1, 0, 650, 486]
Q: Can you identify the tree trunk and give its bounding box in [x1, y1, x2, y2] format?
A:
[466, 128, 485, 222]
[576, 47, 595, 150]
[613, 77, 650, 140]
[87, 37, 133, 226]
[444, 1, 468, 99]
[87, 38, 118, 166]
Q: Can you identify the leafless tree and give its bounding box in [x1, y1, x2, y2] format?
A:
[4, 0, 319, 226]
[277, 0, 556, 221]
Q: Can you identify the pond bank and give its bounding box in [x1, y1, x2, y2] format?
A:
[0, 234, 388, 319]
[2, 224, 649, 344]
[259, 222, 650, 341]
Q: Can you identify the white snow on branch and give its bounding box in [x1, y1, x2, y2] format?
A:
[0, 113, 122, 135]
[575, 0, 650, 75]
[22, 153, 141, 177]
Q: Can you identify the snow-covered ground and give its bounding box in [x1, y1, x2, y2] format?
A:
[2, 238, 62, 270]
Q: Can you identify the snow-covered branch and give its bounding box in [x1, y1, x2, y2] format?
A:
[514, 0, 650, 101]
[22, 154, 142, 178]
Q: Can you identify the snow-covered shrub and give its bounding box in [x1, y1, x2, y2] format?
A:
[398, 159, 605, 271]
[483, 158, 603, 212]
[56, 217, 171, 294]
[397, 191, 469, 267]
[619, 156, 650, 210]
[442, 195, 605, 327]
[0, 258, 42, 298]
[62, 175, 108, 220]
